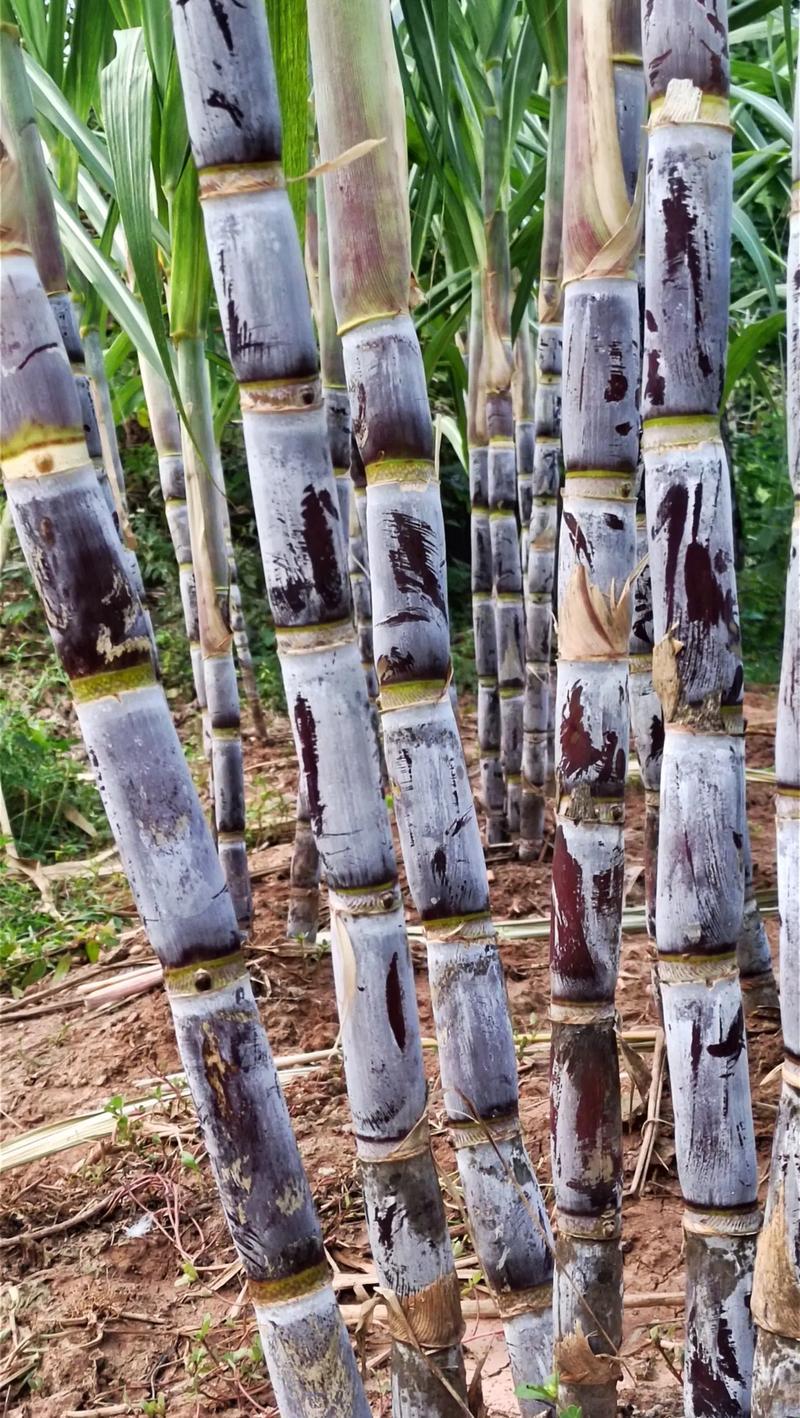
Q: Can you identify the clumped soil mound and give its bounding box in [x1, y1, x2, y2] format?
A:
[0, 689, 783, 1416]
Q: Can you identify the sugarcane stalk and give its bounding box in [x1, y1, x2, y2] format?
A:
[550, 6, 645, 1414]
[161, 154, 252, 929]
[468, 272, 505, 842]
[218, 489, 270, 743]
[175, 336, 252, 929]
[641, 4, 761, 1411]
[0, 113, 367, 1418]
[484, 61, 524, 839]
[520, 42, 566, 862]
[0, 24, 147, 608]
[286, 782, 321, 944]
[348, 435, 384, 774]
[736, 819, 779, 1015]
[307, 3, 554, 1408]
[139, 358, 207, 717]
[82, 324, 136, 546]
[751, 68, 800, 1417]
[168, 3, 468, 1412]
[513, 305, 535, 576]
[628, 487, 663, 945]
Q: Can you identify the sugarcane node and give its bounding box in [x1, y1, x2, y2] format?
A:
[494, 1281, 552, 1319]
[248, 1259, 332, 1309]
[448, 1113, 521, 1151]
[682, 1205, 763, 1239]
[357, 1110, 431, 1165]
[648, 80, 732, 133]
[198, 162, 285, 201]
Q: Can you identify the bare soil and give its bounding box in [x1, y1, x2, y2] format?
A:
[0, 688, 784, 1416]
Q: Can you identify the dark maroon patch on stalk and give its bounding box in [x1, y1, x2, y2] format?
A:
[593, 858, 624, 917]
[645, 309, 658, 333]
[662, 167, 712, 380]
[376, 1198, 398, 1250]
[656, 482, 689, 625]
[16, 341, 59, 372]
[15, 490, 149, 681]
[431, 846, 447, 882]
[644, 349, 665, 406]
[385, 954, 406, 1052]
[387, 511, 445, 613]
[207, 89, 244, 129]
[647, 47, 674, 89]
[707, 1008, 746, 1071]
[551, 831, 595, 983]
[650, 713, 665, 758]
[690, 1016, 703, 1083]
[208, 0, 235, 51]
[615, 422, 632, 436]
[293, 695, 324, 834]
[604, 343, 628, 403]
[562, 511, 592, 565]
[687, 1333, 741, 1417]
[301, 484, 344, 608]
[605, 513, 624, 531]
[560, 685, 622, 786]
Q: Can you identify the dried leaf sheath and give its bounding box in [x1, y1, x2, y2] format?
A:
[751, 69, 800, 1418]
[307, 0, 554, 1406]
[641, 3, 760, 1413]
[0, 123, 349, 1418]
[550, 5, 644, 1414]
[168, 2, 466, 1412]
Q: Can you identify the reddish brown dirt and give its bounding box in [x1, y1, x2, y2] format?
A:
[0, 689, 784, 1416]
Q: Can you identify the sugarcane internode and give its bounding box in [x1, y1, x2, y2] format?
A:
[641, 3, 764, 1413]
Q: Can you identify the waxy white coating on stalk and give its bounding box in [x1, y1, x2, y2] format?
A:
[1, 219, 359, 1418]
[641, 1, 761, 1408]
[169, 2, 467, 1409]
[552, 6, 643, 1403]
[751, 68, 800, 1415]
[307, 0, 555, 1402]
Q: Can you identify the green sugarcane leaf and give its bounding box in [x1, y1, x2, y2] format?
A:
[524, 0, 567, 82]
[43, 0, 66, 85]
[157, 46, 189, 202]
[213, 377, 240, 446]
[140, 0, 172, 98]
[4, 0, 47, 63]
[25, 49, 113, 190]
[64, 0, 114, 122]
[104, 329, 134, 381]
[266, 0, 307, 242]
[732, 201, 779, 308]
[730, 0, 787, 27]
[102, 28, 180, 407]
[51, 185, 165, 376]
[724, 311, 785, 402]
[168, 157, 211, 342]
[731, 83, 793, 142]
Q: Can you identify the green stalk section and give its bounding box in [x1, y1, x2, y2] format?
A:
[641, 3, 761, 1412]
[519, 63, 566, 860]
[167, 164, 251, 930]
[308, 3, 555, 1410]
[483, 59, 524, 839]
[0, 112, 348, 1418]
[220, 493, 269, 744]
[549, 6, 645, 1413]
[469, 272, 504, 842]
[169, 3, 468, 1413]
[0, 22, 146, 604]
